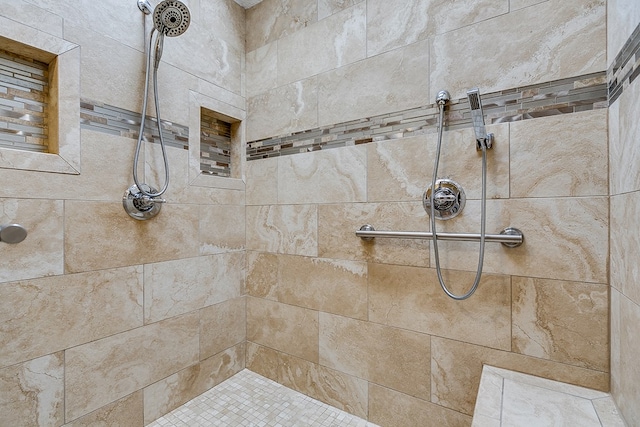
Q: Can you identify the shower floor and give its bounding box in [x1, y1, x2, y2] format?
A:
[147, 369, 380, 427]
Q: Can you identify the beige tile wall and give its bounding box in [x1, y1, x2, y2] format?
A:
[245, 0, 610, 424]
[0, 0, 247, 425]
[608, 0, 640, 423]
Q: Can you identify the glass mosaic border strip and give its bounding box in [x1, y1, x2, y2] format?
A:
[80, 99, 189, 150]
[246, 72, 607, 161]
[200, 108, 232, 177]
[608, 21, 640, 104]
[0, 49, 49, 153]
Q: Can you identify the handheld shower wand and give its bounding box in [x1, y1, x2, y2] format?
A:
[466, 88, 493, 150]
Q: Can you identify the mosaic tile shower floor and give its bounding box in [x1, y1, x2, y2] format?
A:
[148, 369, 380, 427]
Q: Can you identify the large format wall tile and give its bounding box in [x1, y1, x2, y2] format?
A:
[0, 353, 64, 427]
[0, 266, 143, 369]
[511, 110, 608, 198]
[246, 251, 279, 300]
[63, 392, 143, 427]
[65, 313, 200, 421]
[278, 145, 367, 204]
[368, 263, 511, 350]
[318, 39, 430, 127]
[246, 41, 278, 97]
[611, 191, 640, 305]
[245, 156, 278, 205]
[277, 2, 365, 86]
[512, 277, 609, 371]
[430, 0, 606, 99]
[318, 0, 361, 20]
[144, 253, 244, 323]
[369, 384, 472, 427]
[200, 297, 246, 360]
[318, 202, 429, 267]
[319, 313, 431, 400]
[0, 198, 63, 283]
[247, 297, 319, 362]
[246, 204, 318, 256]
[199, 204, 246, 254]
[607, 0, 640, 66]
[610, 71, 640, 194]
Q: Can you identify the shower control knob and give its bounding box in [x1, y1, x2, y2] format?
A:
[423, 179, 466, 220]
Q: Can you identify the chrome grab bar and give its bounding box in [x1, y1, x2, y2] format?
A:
[355, 224, 524, 248]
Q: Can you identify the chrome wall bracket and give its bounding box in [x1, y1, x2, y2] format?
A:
[123, 184, 165, 220]
[0, 224, 27, 244]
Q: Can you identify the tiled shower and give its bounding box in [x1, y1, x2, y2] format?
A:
[0, 0, 638, 426]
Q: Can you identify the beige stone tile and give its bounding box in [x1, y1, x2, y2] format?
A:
[319, 313, 431, 400]
[144, 253, 244, 323]
[278, 254, 367, 319]
[199, 0, 246, 52]
[592, 396, 627, 427]
[63, 392, 143, 427]
[511, 110, 608, 198]
[318, 0, 362, 20]
[430, 0, 605, 99]
[246, 204, 318, 256]
[369, 263, 511, 350]
[245, 0, 318, 52]
[0, 0, 63, 38]
[246, 342, 281, 382]
[367, 0, 508, 56]
[0, 266, 143, 369]
[0, 198, 63, 283]
[431, 337, 609, 416]
[246, 42, 278, 97]
[278, 351, 368, 418]
[199, 204, 245, 254]
[367, 123, 509, 203]
[430, 197, 608, 283]
[277, 2, 365, 86]
[143, 344, 245, 424]
[246, 157, 278, 205]
[318, 39, 429, 127]
[610, 288, 622, 408]
[200, 297, 246, 360]
[278, 146, 367, 204]
[613, 294, 640, 424]
[64, 200, 199, 273]
[246, 251, 279, 300]
[509, 0, 548, 10]
[318, 201, 429, 267]
[0, 353, 64, 426]
[246, 297, 319, 362]
[247, 77, 318, 141]
[369, 384, 472, 427]
[65, 312, 200, 421]
[512, 277, 608, 371]
[607, 0, 640, 66]
[611, 74, 640, 194]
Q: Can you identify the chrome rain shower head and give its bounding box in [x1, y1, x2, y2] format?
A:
[153, 0, 191, 37]
[466, 88, 493, 150]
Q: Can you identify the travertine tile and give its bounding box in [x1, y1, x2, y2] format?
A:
[65, 312, 200, 421]
[246, 204, 318, 256]
[318, 201, 429, 267]
[610, 70, 640, 194]
[430, 197, 608, 283]
[246, 251, 279, 300]
[509, 0, 548, 10]
[607, 0, 640, 66]
[199, 204, 245, 254]
[369, 263, 511, 350]
[0, 353, 64, 427]
[613, 294, 640, 424]
[319, 313, 431, 400]
[0, 198, 63, 283]
[246, 41, 278, 97]
[369, 384, 472, 427]
[430, 0, 605, 99]
[0, 0, 63, 38]
[246, 342, 281, 382]
[246, 156, 278, 205]
[367, 0, 508, 56]
[431, 337, 609, 415]
[247, 77, 318, 142]
[318, 39, 430, 127]
[245, 0, 318, 52]
[511, 110, 608, 198]
[277, 2, 365, 86]
[144, 252, 244, 323]
[247, 297, 319, 362]
[63, 392, 143, 427]
[143, 344, 245, 424]
[65, 200, 199, 273]
[512, 277, 608, 371]
[200, 297, 246, 360]
[278, 254, 368, 319]
[0, 266, 143, 369]
[318, 0, 362, 20]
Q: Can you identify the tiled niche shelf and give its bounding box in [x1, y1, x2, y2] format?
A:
[246, 71, 608, 161]
[200, 108, 232, 178]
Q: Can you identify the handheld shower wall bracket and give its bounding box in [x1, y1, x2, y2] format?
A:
[467, 88, 494, 151]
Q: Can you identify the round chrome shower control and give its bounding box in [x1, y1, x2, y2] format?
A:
[123, 184, 165, 220]
[423, 179, 466, 220]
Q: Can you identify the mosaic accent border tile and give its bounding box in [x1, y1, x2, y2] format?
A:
[246, 72, 607, 161]
[80, 99, 189, 150]
[0, 49, 49, 153]
[200, 108, 232, 177]
[608, 21, 640, 104]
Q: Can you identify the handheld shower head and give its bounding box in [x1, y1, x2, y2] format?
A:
[153, 0, 191, 37]
[466, 88, 493, 150]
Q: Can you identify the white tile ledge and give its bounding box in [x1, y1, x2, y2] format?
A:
[472, 365, 627, 427]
